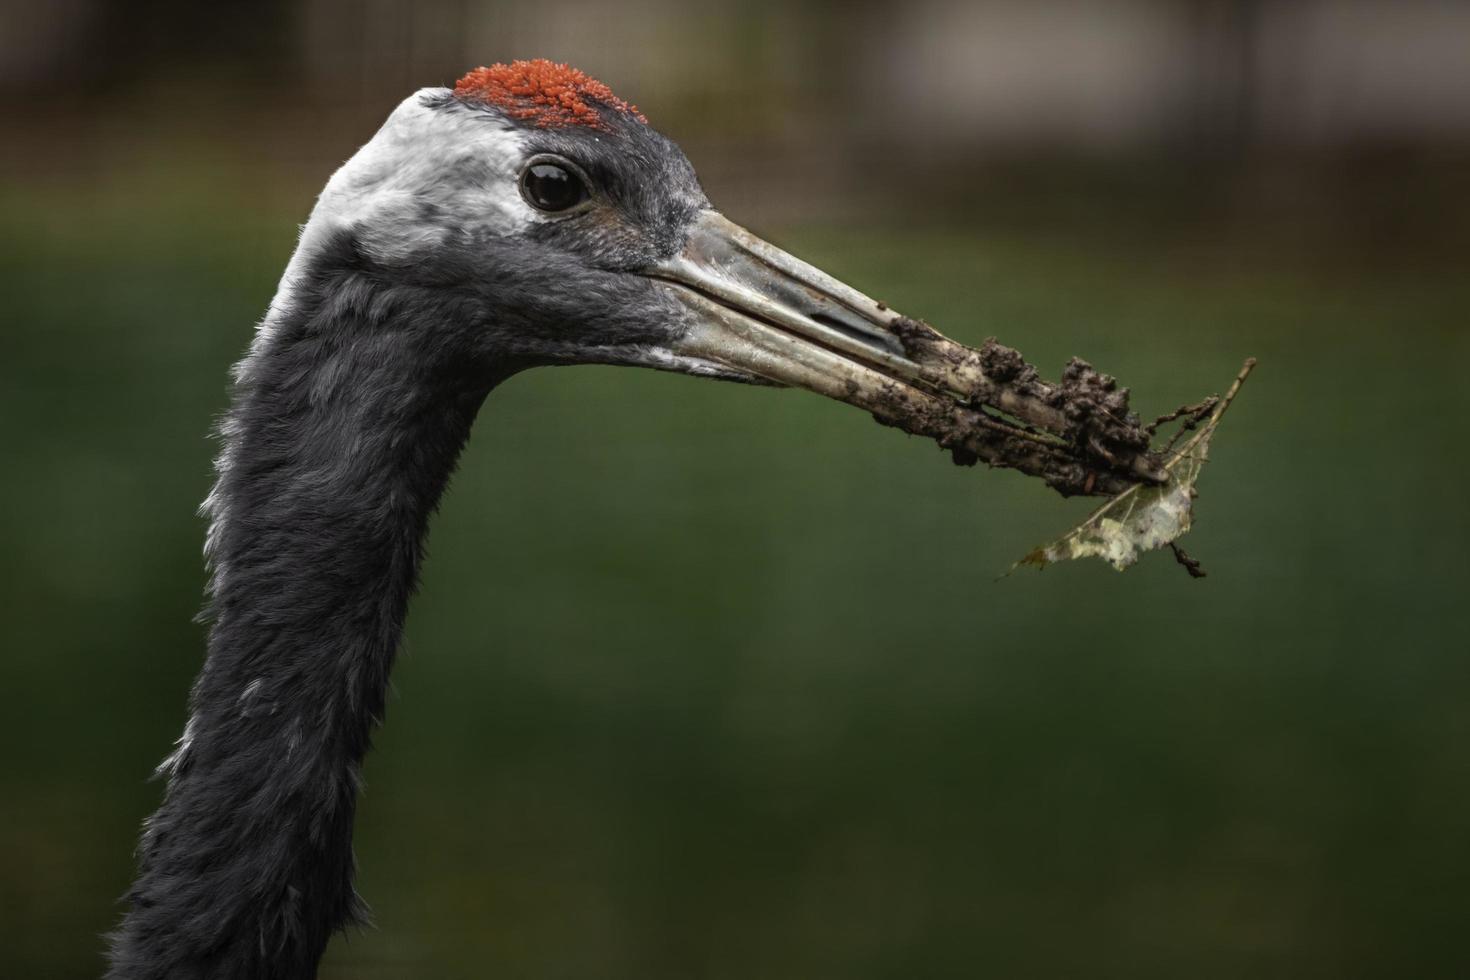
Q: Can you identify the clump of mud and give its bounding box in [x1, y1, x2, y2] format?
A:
[876, 318, 1169, 498]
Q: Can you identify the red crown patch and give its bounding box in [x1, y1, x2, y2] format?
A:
[454, 60, 646, 129]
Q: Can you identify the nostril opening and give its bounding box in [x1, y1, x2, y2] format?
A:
[808, 311, 904, 357]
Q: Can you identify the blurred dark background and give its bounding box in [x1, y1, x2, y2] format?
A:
[2, 1, 1467, 977]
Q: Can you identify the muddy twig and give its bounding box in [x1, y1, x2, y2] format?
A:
[863, 308, 1259, 577]
[875, 318, 1168, 498]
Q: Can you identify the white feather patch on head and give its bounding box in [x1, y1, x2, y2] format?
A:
[262, 88, 535, 341]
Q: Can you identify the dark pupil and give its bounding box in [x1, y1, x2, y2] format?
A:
[524, 164, 584, 211]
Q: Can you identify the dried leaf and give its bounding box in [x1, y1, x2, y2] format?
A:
[1014, 358, 1255, 575]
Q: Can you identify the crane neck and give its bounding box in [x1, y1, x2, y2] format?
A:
[107, 233, 502, 980]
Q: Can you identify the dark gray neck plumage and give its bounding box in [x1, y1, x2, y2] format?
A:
[107, 237, 496, 980]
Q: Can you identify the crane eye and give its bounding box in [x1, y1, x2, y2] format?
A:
[520, 159, 589, 213]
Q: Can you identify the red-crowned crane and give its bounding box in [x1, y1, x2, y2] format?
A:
[106, 60, 980, 979]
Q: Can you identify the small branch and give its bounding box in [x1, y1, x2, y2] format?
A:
[1212, 357, 1258, 420]
[1158, 405, 1211, 455]
[1169, 543, 1207, 578]
[1158, 358, 1258, 467]
[1148, 398, 1214, 434]
[1149, 359, 1256, 457]
[1148, 396, 1218, 445]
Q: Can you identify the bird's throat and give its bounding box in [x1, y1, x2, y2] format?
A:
[108, 244, 498, 980]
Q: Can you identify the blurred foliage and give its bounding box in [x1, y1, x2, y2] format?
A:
[1, 153, 1468, 980]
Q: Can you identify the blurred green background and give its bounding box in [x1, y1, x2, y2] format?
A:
[2, 1, 1469, 977]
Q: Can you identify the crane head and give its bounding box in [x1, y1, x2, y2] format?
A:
[278, 60, 959, 432]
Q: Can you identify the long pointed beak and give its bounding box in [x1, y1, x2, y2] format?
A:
[644, 210, 1163, 497]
